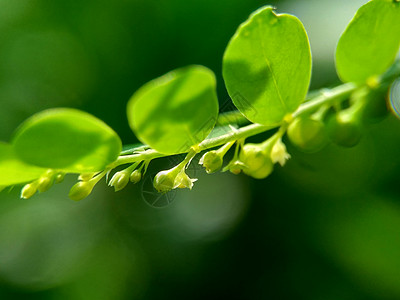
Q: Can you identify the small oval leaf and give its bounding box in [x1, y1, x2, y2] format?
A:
[127, 65, 219, 154]
[223, 6, 312, 126]
[12, 108, 122, 173]
[0, 142, 46, 186]
[336, 0, 400, 83]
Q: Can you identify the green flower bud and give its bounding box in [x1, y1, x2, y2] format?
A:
[130, 169, 142, 184]
[37, 176, 53, 193]
[109, 171, 130, 192]
[69, 181, 94, 201]
[54, 173, 65, 184]
[153, 166, 197, 193]
[327, 110, 362, 148]
[153, 170, 176, 193]
[287, 117, 328, 153]
[239, 144, 273, 179]
[199, 150, 223, 173]
[37, 170, 55, 193]
[271, 139, 291, 166]
[21, 182, 39, 199]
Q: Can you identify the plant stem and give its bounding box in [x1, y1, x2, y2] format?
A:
[108, 150, 164, 168]
[293, 83, 358, 117]
[109, 65, 399, 169]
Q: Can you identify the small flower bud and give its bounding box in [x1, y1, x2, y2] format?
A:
[130, 169, 142, 184]
[174, 169, 197, 190]
[69, 181, 94, 201]
[37, 176, 53, 193]
[21, 182, 39, 199]
[327, 110, 362, 148]
[153, 170, 176, 193]
[154, 158, 198, 193]
[199, 150, 223, 173]
[37, 170, 55, 193]
[287, 117, 328, 153]
[239, 144, 273, 179]
[54, 173, 65, 184]
[108, 171, 130, 192]
[271, 139, 291, 167]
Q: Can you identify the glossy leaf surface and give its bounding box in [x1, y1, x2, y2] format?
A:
[12, 108, 122, 173]
[223, 6, 312, 125]
[0, 143, 46, 186]
[127, 65, 219, 154]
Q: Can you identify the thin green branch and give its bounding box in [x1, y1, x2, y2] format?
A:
[109, 64, 399, 169]
[293, 83, 358, 117]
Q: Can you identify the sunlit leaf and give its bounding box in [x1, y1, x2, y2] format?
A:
[0, 142, 46, 186]
[336, 0, 400, 83]
[223, 6, 312, 126]
[127, 65, 219, 154]
[12, 108, 122, 173]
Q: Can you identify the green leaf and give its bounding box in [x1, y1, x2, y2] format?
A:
[12, 108, 122, 173]
[0, 142, 46, 186]
[127, 65, 219, 154]
[222, 6, 312, 126]
[336, 0, 400, 83]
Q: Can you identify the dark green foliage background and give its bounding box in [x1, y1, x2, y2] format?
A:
[1, 0, 400, 299]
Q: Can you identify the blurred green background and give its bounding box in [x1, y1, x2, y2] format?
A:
[1, 0, 400, 299]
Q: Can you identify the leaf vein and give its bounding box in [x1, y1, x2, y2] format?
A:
[256, 18, 288, 112]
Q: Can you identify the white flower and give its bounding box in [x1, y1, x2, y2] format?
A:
[271, 138, 291, 166]
[174, 168, 198, 190]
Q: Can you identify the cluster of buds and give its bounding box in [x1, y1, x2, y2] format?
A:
[216, 134, 291, 180]
[21, 169, 65, 199]
[238, 138, 290, 179]
[69, 161, 147, 201]
[108, 162, 145, 192]
[287, 86, 378, 152]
